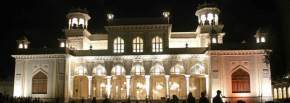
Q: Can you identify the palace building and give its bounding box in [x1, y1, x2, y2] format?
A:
[12, 3, 273, 102]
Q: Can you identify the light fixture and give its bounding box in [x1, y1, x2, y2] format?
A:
[162, 11, 170, 18]
[107, 13, 114, 20]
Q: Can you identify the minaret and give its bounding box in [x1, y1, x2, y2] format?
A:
[254, 28, 267, 44]
[66, 8, 91, 30]
[195, 3, 220, 26]
[195, 2, 225, 47]
[64, 8, 92, 50]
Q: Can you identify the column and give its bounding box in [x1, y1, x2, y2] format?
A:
[165, 75, 170, 98]
[106, 76, 112, 98]
[145, 75, 150, 98]
[126, 75, 131, 98]
[205, 75, 209, 96]
[88, 76, 92, 98]
[185, 75, 190, 95]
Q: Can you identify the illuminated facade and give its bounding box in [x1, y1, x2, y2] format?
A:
[12, 4, 272, 103]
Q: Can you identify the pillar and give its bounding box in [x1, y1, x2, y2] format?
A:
[88, 76, 92, 98]
[185, 75, 190, 95]
[126, 75, 131, 98]
[106, 76, 112, 98]
[145, 75, 150, 98]
[165, 75, 170, 98]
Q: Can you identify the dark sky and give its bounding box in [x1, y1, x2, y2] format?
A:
[0, 0, 289, 80]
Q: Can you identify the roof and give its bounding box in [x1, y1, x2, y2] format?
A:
[108, 17, 168, 25]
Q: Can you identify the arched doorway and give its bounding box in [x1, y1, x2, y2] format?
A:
[73, 66, 89, 99]
[169, 64, 186, 99]
[189, 63, 206, 97]
[111, 64, 127, 100]
[150, 63, 166, 100]
[92, 65, 107, 99]
[130, 63, 146, 100]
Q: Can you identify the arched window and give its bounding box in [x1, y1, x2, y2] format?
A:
[92, 65, 106, 76]
[131, 63, 145, 75]
[273, 88, 278, 99]
[133, 37, 143, 53]
[150, 63, 165, 75]
[283, 87, 287, 99]
[232, 69, 250, 93]
[152, 36, 163, 52]
[74, 66, 87, 76]
[190, 63, 205, 75]
[113, 37, 125, 53]
[112, 64, 126, 75]
[32, 72, 47, 94]
[170, 64, 185, 74]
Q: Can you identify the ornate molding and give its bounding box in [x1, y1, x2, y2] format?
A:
[12, 54, 68, 59]
[105, 24, 172, 32]
[208, 50, 268, 56]
[70, 54, 208, 62]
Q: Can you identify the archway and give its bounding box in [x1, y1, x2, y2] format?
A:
[111, 64, 127, 100]
[150, 63, 166, 99]
[92, 64, 107, 99]
[231, 69, 250, 93]
[73, 66, 89, 98]
[130, 63, 146, 100]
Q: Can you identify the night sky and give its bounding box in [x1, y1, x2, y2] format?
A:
[0, 0, 289, 80]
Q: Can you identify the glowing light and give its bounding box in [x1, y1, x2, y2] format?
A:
[60, 42, 65, 48]
[107, 13, 114, 20]
[24, 44, 28, 49]
[261, 36, 266, 43]
[79, 18, 85, 27]
[256, 37, 260, 43]
[273, 88, 278, 99]
[100, 83, 106, 88]
[72, 18, 78, 26]
[162, 11, 170, 18]
[170, 82, 179, 90]
[201, 14, 206, 24]
[18, 44, 23, 49]
[156, 84, 163, 90]
[212, 37, 217, 44]
[207, 13, 213, 22]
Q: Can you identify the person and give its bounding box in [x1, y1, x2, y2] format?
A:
[170, 95, 179, 103]
[199, 92, 209, 103]
[212, 90, 223, 103]
[187, 92, 195, 103]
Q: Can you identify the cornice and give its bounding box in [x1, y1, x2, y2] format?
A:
[105, 24, 172, 32]
[208, 50, 270, 56]
[12, 54, 68, 59]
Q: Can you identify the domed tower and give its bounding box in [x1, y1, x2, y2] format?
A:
[195, 3, 220, 26]
[195, 3, 225, 47]
[64, 8, 93, 50]
[254, 27, 268, 44]
[17, 35, 30, 49]
[66, 8, 91, 29]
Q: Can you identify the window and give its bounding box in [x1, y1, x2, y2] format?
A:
[131, 63, 145, 75]
[75, 66, 87, 76]
[32, 72, 47, 94]
[170, 64, 184, 74]
[112, 64, 126, 75]
[152, 36, 163, 52]
[133, 37, 143, 53]
[191, 63, 205, 75]
[150, 63, 165, 75]
[232, 69, 250, 93]
[114, 37, 124, 53]
[92, 65, 106, 76]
